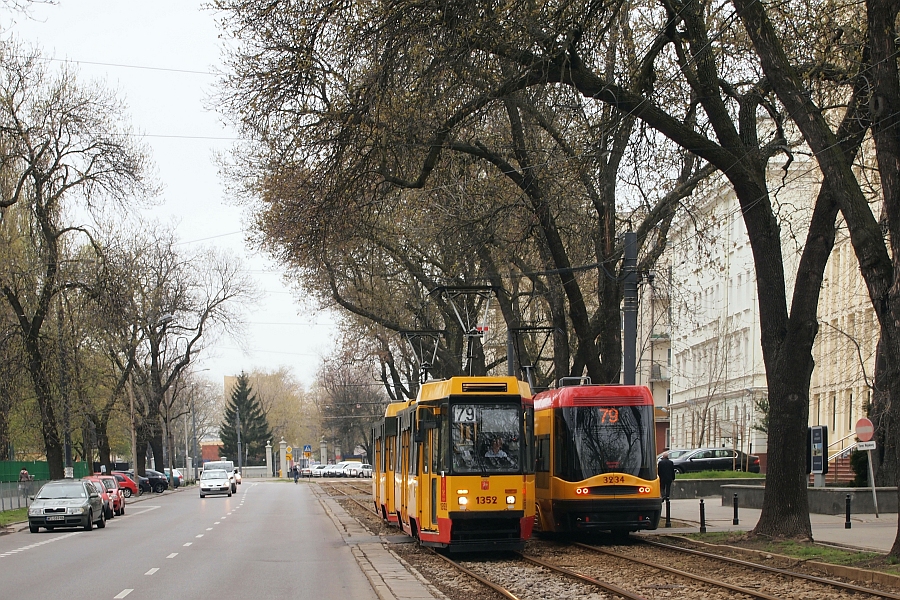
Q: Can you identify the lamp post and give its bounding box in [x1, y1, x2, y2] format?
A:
[236, 407, 243, 476]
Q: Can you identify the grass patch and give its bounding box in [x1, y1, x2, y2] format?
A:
[676, 470, 765, 479]
[0, 507, 27, 527]
[681, 531, 900, 576]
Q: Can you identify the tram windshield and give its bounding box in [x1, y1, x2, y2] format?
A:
[450, 402, 521, 474]
[554, 405, 656, 481]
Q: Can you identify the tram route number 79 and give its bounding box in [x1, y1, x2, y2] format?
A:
[600, 408, 619, 423]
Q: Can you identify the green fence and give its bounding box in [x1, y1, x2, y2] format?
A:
[0, 461, 91, 482]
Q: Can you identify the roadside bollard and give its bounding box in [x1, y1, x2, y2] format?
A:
[665, 497, 671, 528]
[845, 494, 852, 529]
[700, 498, 707, 533]
[733, 493, 739, 525]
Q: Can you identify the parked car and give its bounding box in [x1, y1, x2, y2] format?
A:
[83, 476, 115, 520]
[322, 462, 350, 477]
[144, 469, 169, 493]
[345, 463, 372, 478]
[667, 447, 761, 474]
[111, 472, 139, 498]
[199, 469, 232, 498]
[28, 480, 105, 532]
[94, 475, 126, 516]
[118, 470, 151, 494]
[311, 465, 327, 478]
[300, 464, 316, 477]
[164, 468, 184, 488]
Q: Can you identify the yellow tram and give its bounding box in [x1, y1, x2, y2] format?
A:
[533, 382, 661, 534]
[373, 376, 535, 552]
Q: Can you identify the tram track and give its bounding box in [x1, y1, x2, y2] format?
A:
[318, 481, 900, 600]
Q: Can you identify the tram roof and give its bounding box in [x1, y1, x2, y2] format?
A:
[533, 384, 653, 410]
[417, 376, 532, 402]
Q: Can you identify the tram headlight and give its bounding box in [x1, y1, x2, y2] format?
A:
[458, 496, 468, 506]
[506, 495, 516, 505]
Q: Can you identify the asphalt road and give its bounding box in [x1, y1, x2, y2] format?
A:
[0, 481, 377, 600]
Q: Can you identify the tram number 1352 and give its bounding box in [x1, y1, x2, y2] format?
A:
[475, 496, 498, 505]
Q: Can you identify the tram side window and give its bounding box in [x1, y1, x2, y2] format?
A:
[536, 435, 550, 472]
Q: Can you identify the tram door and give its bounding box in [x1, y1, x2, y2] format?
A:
[418, 408, 439, 532]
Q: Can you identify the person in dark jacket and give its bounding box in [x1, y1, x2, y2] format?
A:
[658, 453, 676, 499]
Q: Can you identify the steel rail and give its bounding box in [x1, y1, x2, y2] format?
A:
[517, 552, 649, 600]
[574, 542, 785, 600]
[426, 549, 522, 600]
[641, 538, 900, 600]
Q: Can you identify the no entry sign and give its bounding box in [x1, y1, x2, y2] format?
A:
[856, 418, 874, 442]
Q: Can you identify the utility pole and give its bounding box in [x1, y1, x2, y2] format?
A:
[127, 376, 138, 473]
[623, 232, 638, 385]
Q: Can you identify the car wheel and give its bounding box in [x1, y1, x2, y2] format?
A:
[122, 488, 132, 498]
[231, 484, 236, 493]
[200, 493, 205, 498]
[29, 522, 38, 533]
[84, 511, 93, 531]
[153, 482, 166, 494]
[106, 505, 114, 520]
[97, 510, 106, 529]
[227, 490, 232, 497]
[674, 467, 684, 474]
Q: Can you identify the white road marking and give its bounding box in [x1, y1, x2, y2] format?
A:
[206, 527, 213, 531]
[126, 505, 161, 516]
[145, 568, 159, 575]
[214, 522, 220, 524]
[183, 542, 192, 547]
[195, 534, 203, 538]
[0, 531, 80, 559]
[114, 590, 133, 599]
[166, 553, 178, 558]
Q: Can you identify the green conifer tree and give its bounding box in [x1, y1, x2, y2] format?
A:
[220, 373, 272, 465]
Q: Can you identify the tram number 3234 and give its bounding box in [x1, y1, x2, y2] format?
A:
[475, 496, 498, 504]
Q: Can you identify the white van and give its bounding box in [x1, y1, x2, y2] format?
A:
[203, 460, 236, 493]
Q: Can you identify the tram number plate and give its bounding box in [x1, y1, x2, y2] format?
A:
[440, 502, 447, 510]
[601, 475, 626, 484]
[475, 496, 497, 505]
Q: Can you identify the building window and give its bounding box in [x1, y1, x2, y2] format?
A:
[848, 393, 853, 429]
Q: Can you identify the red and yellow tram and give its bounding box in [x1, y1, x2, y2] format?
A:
[533, 382, 661, 534]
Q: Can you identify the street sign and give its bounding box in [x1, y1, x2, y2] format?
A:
[286, 453, 293, 460]
[855, 418, 874, 442]
[858, 440, 877, 451]
[286, 446, 293, 454]
[303, 444, 312, 453]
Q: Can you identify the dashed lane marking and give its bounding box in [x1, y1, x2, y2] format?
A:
[214, 522, 220, 524]
[195, 534, 203, 538]
[206, 527, 213, 531]
[183, 542, 192, 547]
[166, 553, 178, 559]
[145, 568, 159, 575]
[113, 590, 133, 599]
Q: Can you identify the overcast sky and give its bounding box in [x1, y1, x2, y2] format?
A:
[3, 1, 338, 389]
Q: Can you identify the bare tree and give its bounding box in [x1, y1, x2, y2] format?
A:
[0, 43, 155, 478]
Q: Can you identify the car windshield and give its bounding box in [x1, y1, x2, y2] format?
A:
[102, 480, 116, 491]
[450, 402, 522, 474]
[201, 470, 227, 480]
[38, 483, 86, 499]
[666, 449, 691, 459]
[554, 404, 656, 481]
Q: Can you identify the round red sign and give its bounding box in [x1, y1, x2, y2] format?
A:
[855, 417, 874, 442]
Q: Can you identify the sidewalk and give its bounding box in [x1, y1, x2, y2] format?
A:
[647, 497, 898, 553]
[310, 484, 443, 600]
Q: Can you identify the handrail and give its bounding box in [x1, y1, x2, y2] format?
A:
[827, 431, 858, 463]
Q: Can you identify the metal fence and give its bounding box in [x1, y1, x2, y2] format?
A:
[0, 479, 48, 511]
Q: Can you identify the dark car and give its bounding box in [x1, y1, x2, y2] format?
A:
[117, 470, 152, 494]
[27, 480, 106, 532]
[667, 447, 760, 474]
[144, 469, 169, 493]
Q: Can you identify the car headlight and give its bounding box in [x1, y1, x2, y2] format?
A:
[68, 506, 87, 515]
[28, 507, 41, 516]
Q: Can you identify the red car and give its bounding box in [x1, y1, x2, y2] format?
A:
[83, 476, 116, 520]
[95, 474, 125, 516]
[111, 471, 140, 498]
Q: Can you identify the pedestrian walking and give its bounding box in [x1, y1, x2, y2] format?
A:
[292, 465, 299, 483]
[658, 453, 676, 499]
[18, 467, 33, 497]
